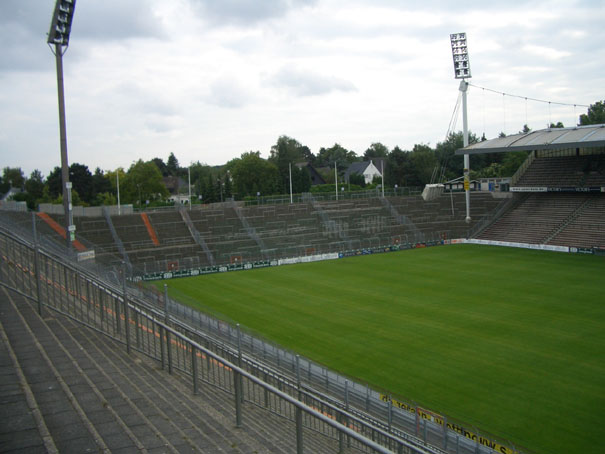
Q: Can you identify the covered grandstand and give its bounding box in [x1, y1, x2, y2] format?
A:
[457, 124, 605, 250]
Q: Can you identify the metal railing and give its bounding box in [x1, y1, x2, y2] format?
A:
[510, 151, 535, 186]
[0, 220, 447, 454]
[0, 210, 517, 454]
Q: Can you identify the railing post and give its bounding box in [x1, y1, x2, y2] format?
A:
[236, 323, 242, 366]
[338, 410, 345, 453]
[166, 330, 172, 374]
[114, 291, 121, 335]
[443, 416, 448, 450]
[345, 380, 350, 448]
[263, 371, 269, 408]
[191, 345, 198, 395]
[134, 310, 140, 349]
[388, 399, 392, 432]
[234, 370, 242, 428]
[415, 405, 419, 436]
[122, 262, 131, 354]
[160, 325, 166, 370]
[32, 213, 42, 316]
[163, 284, 172, 373]
[237, 323, 243, 403]
[296, 354, 301, 398]
[423, 418, 427, 442]
[296, 405, 304, 454]
[62, 266, 68, 312]
[163, 284, 169, 324]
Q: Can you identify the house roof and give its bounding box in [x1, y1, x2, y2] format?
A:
[162, 176, 187, 194]
[455, 124, 605, 155]
[344, 160, 384, 178]
[344, 161, 370, 178]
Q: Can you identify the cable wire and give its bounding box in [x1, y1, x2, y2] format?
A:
[467, 83, 590, 108]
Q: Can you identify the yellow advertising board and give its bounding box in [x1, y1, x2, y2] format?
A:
[380, 395, 516, 454]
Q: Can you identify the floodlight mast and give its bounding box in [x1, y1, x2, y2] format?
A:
[48, 0, 77, 249]
[450, 32, 472, 223]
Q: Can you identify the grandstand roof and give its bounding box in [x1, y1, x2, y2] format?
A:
[455, 124, 605, 155]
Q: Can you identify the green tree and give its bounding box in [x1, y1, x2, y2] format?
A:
[269, 136, 310, 193]
[91, 167, 112, 201]
[25, 170, 45, 200]
[363, 142, 389, 160]
[96, 192, 117, 206]
[223, 172, 233, 199]
[316, 143, 358, 172]
[293, 166, 311, 193]
[2, 167, 25, 189]
[549, 122, 564, 128]
[22, 169, 45, 209]
[501, 151, 529, 176]
[579, 100, 605, 125]
[122, 160, 169, 206]
[105, 168, 126, 195]
[204, 174, 217, 203]
[385, 146, 414, 187]
[409, 146, 438, 186]
[0, 176, 8, 196]
[230, 152, 279, 198]
[189, 162, 213, 195]
[348, 173, 366, 188]
[434, 132, 482, 182]
[166, 152, 180, 177]
[151, 157, 169, 177]
[46, 167, 62, 198]
[69, 163, 94, 205]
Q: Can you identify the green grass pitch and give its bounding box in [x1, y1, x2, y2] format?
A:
[157, 244, 605, 454]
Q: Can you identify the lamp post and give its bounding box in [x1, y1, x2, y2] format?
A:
[450, 32, 472, 223]
[289, 163, 293, 204]
[188, 166, 192, 210]
[48, 0, 77, 247]
[334, 163, 338, 201]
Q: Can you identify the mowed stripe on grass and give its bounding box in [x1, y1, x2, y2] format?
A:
[159, 244, 605, 454]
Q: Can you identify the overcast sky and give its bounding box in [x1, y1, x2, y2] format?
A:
[1, 0, 603, 177]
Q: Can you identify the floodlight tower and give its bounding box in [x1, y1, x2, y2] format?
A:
[450, 32, 472, 223]
[48, 0, 77, 248]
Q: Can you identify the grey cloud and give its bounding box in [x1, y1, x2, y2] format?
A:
[268, 67, 357, 97]
[190, 0, 316, 26]
[0, 0, 57, 71]
[0, 0, 164, 72]
[72, 0, 166, 42]
[205, 77, 252, 108]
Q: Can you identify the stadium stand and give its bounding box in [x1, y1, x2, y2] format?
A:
[476, 193, 593, 244]
[0, 288, 339, 453]
[474, 151, 605, 248]
[547, 194, 605, 248]
[9, 192, 505, 275]
[514, 154, 605, 188]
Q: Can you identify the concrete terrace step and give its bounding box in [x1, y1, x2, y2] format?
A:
[0, 288, 344, 454]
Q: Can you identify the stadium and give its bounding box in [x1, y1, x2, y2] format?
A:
[1, 125, 604, 454]
[1, 3, 604, 453]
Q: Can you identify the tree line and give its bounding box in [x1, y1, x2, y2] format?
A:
[2, 100, 604, 210]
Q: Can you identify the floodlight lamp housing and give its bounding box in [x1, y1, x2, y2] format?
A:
[47, 0, 77, 47]
[450, 32, 471, 79]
